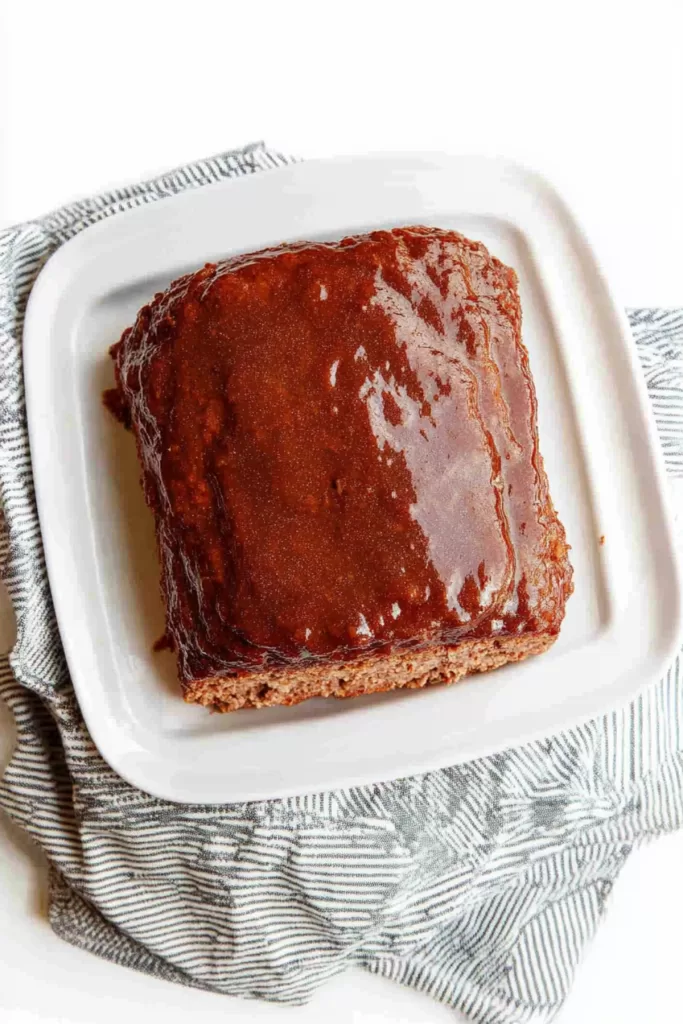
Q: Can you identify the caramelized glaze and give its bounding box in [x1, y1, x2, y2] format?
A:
[109, 227, 572, 681]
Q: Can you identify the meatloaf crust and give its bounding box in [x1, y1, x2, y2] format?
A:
[108, 226, 573, 711]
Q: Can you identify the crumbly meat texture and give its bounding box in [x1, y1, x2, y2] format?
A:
[109, 226, 573, 712]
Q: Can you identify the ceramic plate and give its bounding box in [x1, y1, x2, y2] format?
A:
[23, 154, 683, 802]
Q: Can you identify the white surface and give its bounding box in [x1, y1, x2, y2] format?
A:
[24, 152, 681, 802]
[2, 0, 683, 1020]
[1, 0, 683, 308]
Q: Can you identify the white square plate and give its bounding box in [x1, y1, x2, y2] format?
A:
[24, 154, 683, 803]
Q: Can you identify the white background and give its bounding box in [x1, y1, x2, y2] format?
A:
[1, 1, 683, 1021]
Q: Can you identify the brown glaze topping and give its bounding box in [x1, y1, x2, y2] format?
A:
[103, 385, 131, 429]
[109, 227, 572, 681]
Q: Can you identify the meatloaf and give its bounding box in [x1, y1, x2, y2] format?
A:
[107, 226, 573, 712]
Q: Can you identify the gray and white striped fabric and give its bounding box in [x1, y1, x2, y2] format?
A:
[1, 142, 682, 1024]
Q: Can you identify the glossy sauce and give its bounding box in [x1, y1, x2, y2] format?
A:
[110, 227, 572, 680]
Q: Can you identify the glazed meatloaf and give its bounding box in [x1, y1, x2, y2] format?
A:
[108, 226, 573, 712]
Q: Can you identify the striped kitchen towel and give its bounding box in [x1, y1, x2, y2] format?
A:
[1, 142, 683, 1024]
